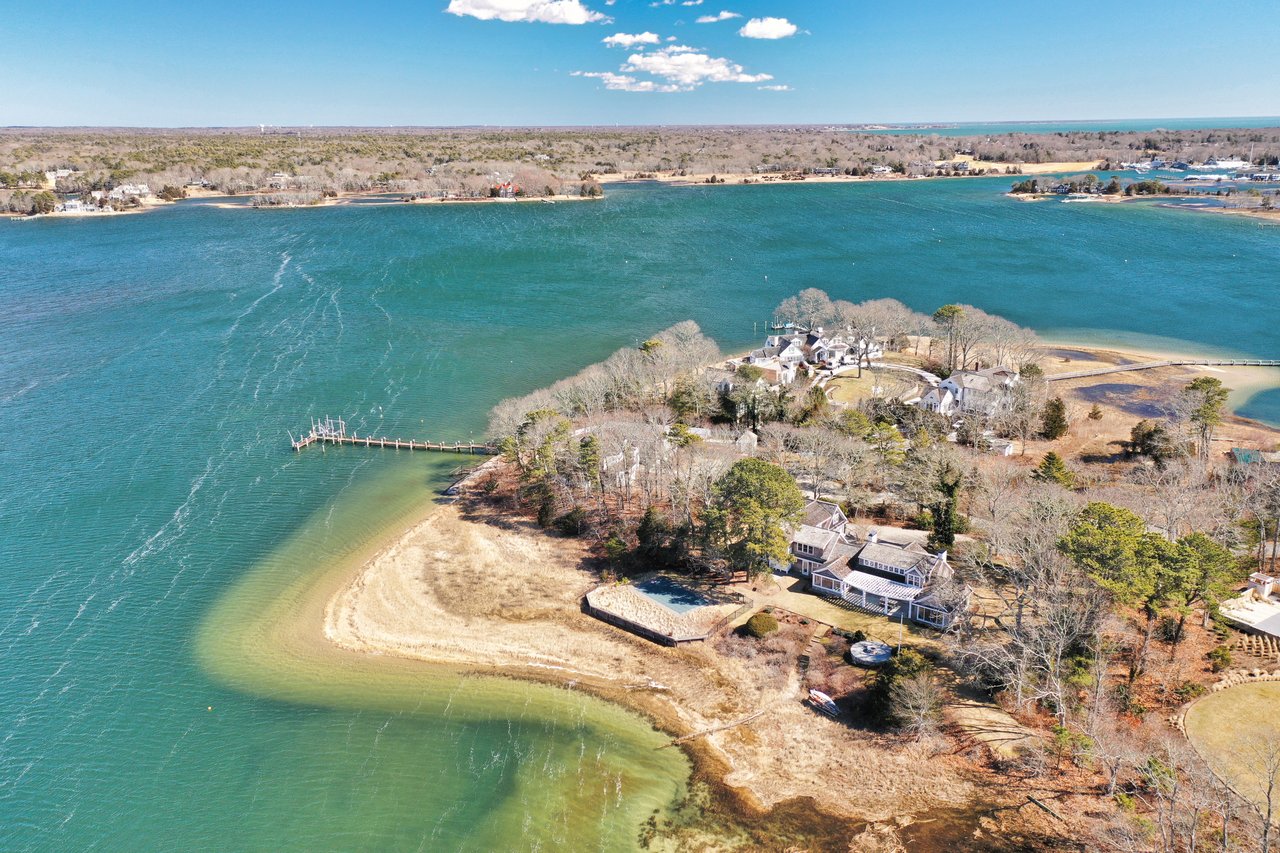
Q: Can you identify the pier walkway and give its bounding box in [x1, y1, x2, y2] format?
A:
[1047, 358, 1280, 382]
[290, 416, 497, 454]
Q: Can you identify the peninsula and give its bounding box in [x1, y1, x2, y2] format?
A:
[315, 293, 1280, 850]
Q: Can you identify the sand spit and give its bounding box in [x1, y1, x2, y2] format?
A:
[323, 503, 977, 823]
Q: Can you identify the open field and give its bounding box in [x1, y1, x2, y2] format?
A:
[1034, 344, 1280, 464]
[1185, 682, 1280, 812]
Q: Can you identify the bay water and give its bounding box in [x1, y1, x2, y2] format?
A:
[2, 177, 1278, 850]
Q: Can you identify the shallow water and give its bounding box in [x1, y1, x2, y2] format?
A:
[2, 178, 1278, 849]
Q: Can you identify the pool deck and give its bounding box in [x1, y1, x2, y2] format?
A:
[584, 575, 748, 645]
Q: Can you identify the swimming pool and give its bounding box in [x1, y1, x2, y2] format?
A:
[633, 577, 713, 615]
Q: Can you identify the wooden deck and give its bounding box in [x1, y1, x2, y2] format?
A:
[289, 416, 496, 455]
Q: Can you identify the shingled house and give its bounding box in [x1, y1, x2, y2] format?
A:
[789, 502, 969, 629]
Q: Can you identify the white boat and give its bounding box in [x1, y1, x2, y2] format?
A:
[807, 689, 841, 717]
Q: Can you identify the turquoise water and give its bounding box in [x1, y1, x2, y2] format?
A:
[2, 178, 1279, 850]
[853, 116, 1280, 135]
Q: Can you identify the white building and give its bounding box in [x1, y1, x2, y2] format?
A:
[919, 366, 1019, 417]
[108, 183, 151, 200]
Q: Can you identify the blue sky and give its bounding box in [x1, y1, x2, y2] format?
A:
[3, 0, 1278, 126]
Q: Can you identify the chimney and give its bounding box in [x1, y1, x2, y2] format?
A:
[866, 529, 879, 543]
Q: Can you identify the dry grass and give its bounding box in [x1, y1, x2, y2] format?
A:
[1185, 682, 1280, 812]
[1028, 345, 1280, 466]
[324, 501, 979, 821]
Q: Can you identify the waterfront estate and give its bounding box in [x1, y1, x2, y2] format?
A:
[788, 500, 969, 629]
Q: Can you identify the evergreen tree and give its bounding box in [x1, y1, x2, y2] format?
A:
[1180, 377, 1230, 460]
[1041, 396, 1069, 440]
[1032, 452, 1075, 489]
[927, 461, 963, 551]
[705, 458, 805, 578]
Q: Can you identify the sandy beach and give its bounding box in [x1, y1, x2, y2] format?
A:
[301, 333, 1280, 846]
[597, 160, 1103, 189]
[323, 500, 980, 826]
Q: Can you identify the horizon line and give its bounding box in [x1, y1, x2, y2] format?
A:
[4, 115, 1280, 132]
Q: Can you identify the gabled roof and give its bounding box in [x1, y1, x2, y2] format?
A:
[921, 387, 954, 403]
[793, 525, 840, 552]
[944, 371, 994, 392]
[856, 540, 938, 573]
[803, 499, 847, 530]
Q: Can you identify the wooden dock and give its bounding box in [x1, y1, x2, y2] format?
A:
[1047, 358, 1280, 382]
[290, 416, 496, 454]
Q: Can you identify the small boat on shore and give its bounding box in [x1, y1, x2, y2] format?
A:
[807, 689, 841, 717]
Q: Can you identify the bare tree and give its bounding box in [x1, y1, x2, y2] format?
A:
[888, 672, 943, 740]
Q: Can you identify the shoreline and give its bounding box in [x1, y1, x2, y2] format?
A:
[1004, 190, 1280, 223]
[210, 192, 599, 211]
[1036, 336, 1280, 428]
[194, 459, 694, 849]
[598, 160, 1101, 189]
[194, 328, 1280, 847]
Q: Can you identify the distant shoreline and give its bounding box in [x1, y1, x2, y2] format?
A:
[1004, 190, 1280, 223]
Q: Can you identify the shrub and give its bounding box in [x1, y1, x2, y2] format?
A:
[1155, 615, 1181, 644]
[604, 532, 628, 563]
[536, 492, 556, 528]
[1208, 645, 1232, 672]
[553, 507, 587, 535]
[743, 612, 779, 638]
[1173, 681, 1207, 701]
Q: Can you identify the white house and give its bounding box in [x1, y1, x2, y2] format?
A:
[754, 326, 885, 374]
[752, 337, 806, 367]
[808, 529, 968, 629]
[1219, 573, 1280, 640]
[920, 366, 1018, 417]
[108, 183, 151, 200]
[750, 357, 797, 386]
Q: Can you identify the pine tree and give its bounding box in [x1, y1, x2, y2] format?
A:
[1041, 396, 1069, 440]
[1032, 452, 1075, 489]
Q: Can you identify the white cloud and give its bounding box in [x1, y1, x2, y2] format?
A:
[681, 0, 704, 5]
[738, 16, 796, 38]
[621, 45, 771, 88]
[603, 31, 661, 47]
[572, 71, 681, 92]
[446, 0, 609, 25]
[758, 84, 791, 91]
[695, 9, 740, 22]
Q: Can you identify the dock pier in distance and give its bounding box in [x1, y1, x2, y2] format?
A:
[289, 416, 497, 455]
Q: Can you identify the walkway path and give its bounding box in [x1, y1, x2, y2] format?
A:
[1048, 358, 1280, 382]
